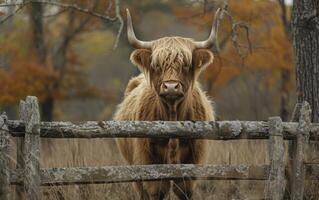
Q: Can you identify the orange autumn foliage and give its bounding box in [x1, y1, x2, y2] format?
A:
[0, 4, 103, 106]
[174, 0, 294, 92]
[0, 62, 57, 105]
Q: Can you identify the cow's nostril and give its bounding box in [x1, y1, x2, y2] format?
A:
[163, 82, 179, 90]
[174, 84, 179, 90]
[160, 82, 183, 100]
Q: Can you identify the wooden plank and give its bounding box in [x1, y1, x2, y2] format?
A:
[264, 117, 285, 200]
[15, 100, 26, 199]
[286, 103, 302, 199]
[6, 120, 319, 140]
[10, 164, 319, 185]
[291, 101, 311, 200]
[305, 164, 319, 180]
[22, 96, 41, 200]
[0, 113, 10, 200]
[289, 104, 303, 162]
[10, 164, 269, 185]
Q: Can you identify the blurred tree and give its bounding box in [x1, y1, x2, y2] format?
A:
[0, 0, 123, 121]
[277, 0, 293, 121]
[0, 0, 19, 117]
[29, 2, 50, 120]
[174, 0, 295, 120]
[291, 2, 319, 198]
[292, 0, 319, 122]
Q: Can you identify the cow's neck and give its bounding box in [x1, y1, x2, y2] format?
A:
[167, 102, 178, 121]
[156, 91, 192, 121]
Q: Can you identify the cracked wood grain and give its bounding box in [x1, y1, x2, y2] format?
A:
[10, 164, 269, 185]
[265, 117, 285, 200]
[6, 120, 319, 140]
[0, 113, 10, 200]
[21, 96, 41, 200]
[9, 164, 319, 186]
[291, 102, 312, 200]
[16, 99, 26, 199]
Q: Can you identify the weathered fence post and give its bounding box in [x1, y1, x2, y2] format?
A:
[291, 101, 311, 200]
[264, 117, 285, 200]
[0, 113, 10, 200]
[16, 100, 27, 199]
[21, 96, 41, 200]
[285, 103, 302, 198]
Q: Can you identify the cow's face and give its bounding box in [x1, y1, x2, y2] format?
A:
[126, 8, 220, 107]
[131, 37, 214, 106]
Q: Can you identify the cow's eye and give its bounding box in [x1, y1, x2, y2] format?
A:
[151, 65, 160, 72]
[155, 66, 162, 73]
[183, 65, 190, 71]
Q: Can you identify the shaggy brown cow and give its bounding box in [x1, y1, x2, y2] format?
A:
[114, 9, 220, 200]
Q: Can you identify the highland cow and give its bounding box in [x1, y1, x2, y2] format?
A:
[114, 9, 220, 200]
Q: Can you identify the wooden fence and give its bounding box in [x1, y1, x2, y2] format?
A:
[0, 96, 319, 200]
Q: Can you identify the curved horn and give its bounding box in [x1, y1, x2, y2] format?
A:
[194, 8, 222, 49]
[126, 9, 152, 49]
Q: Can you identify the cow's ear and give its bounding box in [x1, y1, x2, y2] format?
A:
[130, 49, 152, 72]
[193, 49, 214, 71]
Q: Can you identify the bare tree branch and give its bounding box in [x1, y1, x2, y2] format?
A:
[0, 0, 124, 48]
[184, 0, 252, 59]
[105, 0, 113, 15]
[43, 8, 67, 18]
[0, 3, 26, 24]
[113, 0, 123, 49]
[215, 0, 252, 60]
[0, 0, 117, 21]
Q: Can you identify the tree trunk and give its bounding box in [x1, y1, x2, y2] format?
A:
[1, 0, 17, 119]
[29, 3, 46, 64]
[280, 68, 290, 121]
[292, 0, 319, 123]
[40, 96, 54, 122]
[29, 3, 54, 121]
[292, 0, 319, 198]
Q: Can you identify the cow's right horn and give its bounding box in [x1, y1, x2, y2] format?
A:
[127, 9, 153, 49]
[193, 8, 222, 49]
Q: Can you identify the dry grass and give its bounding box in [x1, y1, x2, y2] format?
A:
[35, 139, 269, 200]
[8, 137, 318, 199]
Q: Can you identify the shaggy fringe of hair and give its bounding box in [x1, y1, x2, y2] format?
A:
[150, 37, 195, 73]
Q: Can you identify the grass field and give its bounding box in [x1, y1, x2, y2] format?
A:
[8, 132, 318, 200]
[38, 139, 269, 199]
[8, 134, 318, 199]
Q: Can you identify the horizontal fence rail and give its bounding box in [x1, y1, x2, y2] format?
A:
[1, 96, 319, 200]
[7, 120, 319, 140]
[10, 164, 269, 185]
[9, 164, 319, 186]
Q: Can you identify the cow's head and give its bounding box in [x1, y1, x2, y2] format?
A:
[127, 9, 220, 108]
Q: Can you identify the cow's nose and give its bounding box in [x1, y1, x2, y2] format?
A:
[163, 82, 181, 92]
[160, 81, 184, 101]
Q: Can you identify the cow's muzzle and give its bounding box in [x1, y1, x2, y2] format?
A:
[159, 81, 184, 102]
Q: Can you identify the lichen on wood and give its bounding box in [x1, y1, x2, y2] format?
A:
[21, 96, 41, 200]
[6, 120, 319, 140]
[305, 164, 319, 180]
[265, 117, 285, 200]
[3, 96, 319, 198]
[10, 163, 319, 186]
[15, 100, 26, 199]
[10, 164, 269, 185]
[0, 113, 10, 200]
[291, 102, 311, 199]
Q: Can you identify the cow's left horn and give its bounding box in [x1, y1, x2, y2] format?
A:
[127, 9, 152, 49]
[194, 8, 222, 49]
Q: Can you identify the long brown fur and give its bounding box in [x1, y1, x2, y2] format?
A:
[114, 37, 215, 200]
